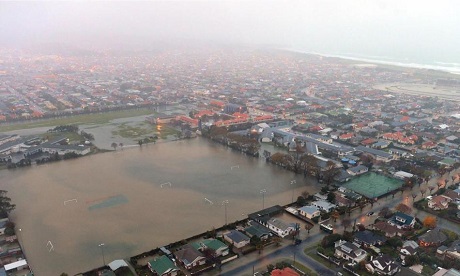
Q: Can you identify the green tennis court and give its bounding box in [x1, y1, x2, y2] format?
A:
[342, 172, 403, 198]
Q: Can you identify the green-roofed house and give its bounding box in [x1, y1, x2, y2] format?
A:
[191, 238, 229, 257]
[148, 255, 180, 276]
[244, 224, 271, 241]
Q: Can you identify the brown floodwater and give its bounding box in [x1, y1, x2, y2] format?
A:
[3, 138, 319, 275]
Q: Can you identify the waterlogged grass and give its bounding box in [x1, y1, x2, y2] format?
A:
[0, 108, 154, 132]
[112, 122, 180, 140]
[40, 131, 84, 143]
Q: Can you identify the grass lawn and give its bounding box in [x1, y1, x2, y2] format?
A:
[306, 251, 334, 269]
[292, 261, 318, 276]
[0, 108, 154, 132]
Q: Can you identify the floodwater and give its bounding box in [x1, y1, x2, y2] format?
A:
[3, 138, 320, 275]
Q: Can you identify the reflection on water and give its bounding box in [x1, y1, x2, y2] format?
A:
[3, 138, 320, 275]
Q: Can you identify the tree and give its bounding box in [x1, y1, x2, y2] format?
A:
[396, 203, 412, 214]
[111, 142, 118, 150]
[327, 192, 336, 203]
[404, 255, 420, 266]
[0, 191, 15, 215]
[331, 210, 340, 222]
[420, 188, 426, 197]
[412, 193, 417, 202]
[119, 142, 124, 150]
[423, 216, 437, 229]
[322, 161, 340, 186]
[304, 223, 313, 234]
[429, 186, 435, 194]
[342, 218, 352, 232]
[378, 207, 390, 218]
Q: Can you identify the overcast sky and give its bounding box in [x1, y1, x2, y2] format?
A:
[1, 1, 459, 62]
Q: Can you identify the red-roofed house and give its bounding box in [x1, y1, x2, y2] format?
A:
[428, 195, 451, 210]
[339, 133, 354, 140]
[271, 267, 300, 276]
[422, 141, 437, 149]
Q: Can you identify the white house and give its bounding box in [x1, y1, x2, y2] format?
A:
[368, 254, 400, 275]
[312, 200, 337, 213]
[298, 205, 320, 219]
[267, 218, 296, 238]
[334, 240, 367, 264]
[347, 165, 369, 176]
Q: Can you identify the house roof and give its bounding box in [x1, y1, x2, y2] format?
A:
[354, 230, 387, 245]
[268, 218, 294, 231]
[224, 230, 250, 243]
[107, 260, 128, 271]
[298, 205, 319, 215]
[271, 267, 300, 276]
[348, 165, 368, 173]
[191, 239, 227, 252]
[174, 245, 204, 266]
[335, 240, 366, 259]
[389, 212, 415, 226]
[418, 229, 448, 244]
[373, 221, 401, 236]
[372, 254, 399, 273]
[149, 255, 178, 275]
[244, 224, 271, 238]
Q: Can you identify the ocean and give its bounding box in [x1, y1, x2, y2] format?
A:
[288, 48, 460, 75]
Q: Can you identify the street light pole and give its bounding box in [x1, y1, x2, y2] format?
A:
[260, 189, 267, 209]
[222, 200, 229, 225]
[98, 243, 106, 266]
[18, 228, 25, 255]
[290, 180, 296, 203]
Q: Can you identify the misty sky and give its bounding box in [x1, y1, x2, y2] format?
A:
[1, 1, 459, 62]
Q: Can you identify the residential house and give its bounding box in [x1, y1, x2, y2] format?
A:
[347, 165, 369, 176]
[400, 240, 419, 257]
[148, 255, 179, 276]
[334, 240, 367, 264]
[298, 205, 320, 219]
[444, 189, 460, 204]
[174, 245, 206, 270]
[368, 254, 400, 275]
[418, 229, 448, 247]
[223, 230, 250, 248]
[353, 230, 387, 247]
[271, 267, 300, 276]
[191, 239, 229, 257]
[400, 240, 419, 265]
[312, 200, 337, 213]
[428, 195, 452, 210]
[244, 223, 271, 241]
[372, 140, 391, 149]
[388, 212, 416, 230]
[389, 148, 410, 158]
[266, 218, 296, 238]
[356, 146, 393, 162]
[443, 240, 460, 260]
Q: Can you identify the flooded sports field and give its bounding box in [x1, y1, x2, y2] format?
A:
[2, 138, 319, 275]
